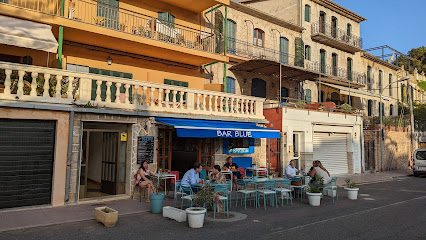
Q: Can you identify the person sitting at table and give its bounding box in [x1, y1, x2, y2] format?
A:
[223, 156, 242, 187]
[209, 165, 227, 212]
[285, 159, 300, 178]
[181, 162, 203, 193]
[308, 160, 331, 185]
[137, 160, 156, 202]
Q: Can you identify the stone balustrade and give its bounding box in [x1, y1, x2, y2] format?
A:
[0, 61, 265, 120]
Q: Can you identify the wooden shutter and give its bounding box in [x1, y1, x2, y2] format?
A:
[294, 38, 304, 67]
[305, 5, 310, 22]
[280, 37, 289, 64]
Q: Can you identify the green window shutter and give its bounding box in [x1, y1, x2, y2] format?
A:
[389, 74, 392, 96]
[158, 12, 168, 21]
[294, 38, 304, 67]
[320, 50, 326, 73]
[280, 37, 289, 64]
[347, 24, 352, 36]
[347, 58, 352, 81]
[305, 5, 310, 22]
[305, 45, 311, 60]
[164, 79, 188, 101]
[401, 84, 405, 102]
[305, 89, 311, 102]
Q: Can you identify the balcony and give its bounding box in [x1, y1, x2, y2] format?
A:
[157, 0, 229, 13]
[311, 22, 362, 53]
[227, 38, 366, 88]
[0, 61, 264, 120]
[0, 0, 225, 66]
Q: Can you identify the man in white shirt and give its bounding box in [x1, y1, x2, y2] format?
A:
[285, 159, 300, 178]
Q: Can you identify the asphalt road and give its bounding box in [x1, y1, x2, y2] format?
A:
[1, 175, 425, 240]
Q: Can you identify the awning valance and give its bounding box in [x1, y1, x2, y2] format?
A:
[155, 118, 280, 138]
[0, 15, 58, 53]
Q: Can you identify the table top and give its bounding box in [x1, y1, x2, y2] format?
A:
[245, 167, 268, 171]
[153, 173, 176, 178]
[242, 177, 285, 183]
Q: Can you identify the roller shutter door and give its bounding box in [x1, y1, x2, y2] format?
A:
[0, 119, 55, 209]
[313, 133, 348, 175]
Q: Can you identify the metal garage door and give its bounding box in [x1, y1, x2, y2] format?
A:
[313, 133, 348, 175]
[0, 119, 55, 209]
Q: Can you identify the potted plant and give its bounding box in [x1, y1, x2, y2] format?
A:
[340, 103, 352, 112]
[306, 177, 324, 206]
[93, 16, 105, 26]
[186, 184, 213, 228]
[119, 23, 127, 32]
[95, 206, 118, 227]
[150, 173, 165, 213]
[295, 101, 306, 108]
[344, 178, 359, 200]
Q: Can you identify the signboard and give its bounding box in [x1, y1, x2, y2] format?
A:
[137, 136, 154, 164]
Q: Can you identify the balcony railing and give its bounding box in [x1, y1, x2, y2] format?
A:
[227, 38, 366, 85]
[311, 22, 362, 49]
[0, 61, 264, 119]
[0, 0, 218, 54]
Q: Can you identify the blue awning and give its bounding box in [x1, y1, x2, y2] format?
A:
[155, 118, 280, 138]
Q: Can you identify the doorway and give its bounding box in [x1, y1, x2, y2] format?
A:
[251, 78, 266, 98]
[79, 124, 127, 200]
[267, 138, 281, 175]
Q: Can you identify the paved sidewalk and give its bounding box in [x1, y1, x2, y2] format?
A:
[336, 169, 412, 186]
[0, 197, 174, 233]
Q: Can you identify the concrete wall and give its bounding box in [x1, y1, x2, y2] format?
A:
[0, 107, 70, 207]
[243, 0, 300, 26]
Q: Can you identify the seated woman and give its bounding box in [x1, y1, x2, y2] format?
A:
[208, 165, 227, 212]
[308, 160, 331, 185]
[137, 160, 157, 202]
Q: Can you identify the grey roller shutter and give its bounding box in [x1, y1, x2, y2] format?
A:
[313, 133, 348, 175]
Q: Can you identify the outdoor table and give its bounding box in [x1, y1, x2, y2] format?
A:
[154, 173, 177, 198]
[245, 167, 268, 177]
[242, 177, 282, 208]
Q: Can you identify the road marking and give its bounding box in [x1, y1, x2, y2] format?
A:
[398, 189, 426, 193]
[264, 196, 426, 238]
[363, 198, 375, 201]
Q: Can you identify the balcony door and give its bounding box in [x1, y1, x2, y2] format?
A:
[320, 49, 326, 74]
[97, 0, 119, 30]
[319, 12, 326, 34]
[279, 37, 289, 64]
[227, 19, 236, 54]
[331, 17, 337, 38]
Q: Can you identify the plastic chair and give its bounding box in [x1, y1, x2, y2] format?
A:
[290, 176, 308, 201]
[170, 171, 179, 198]
[323, 177, 339, 203]
[213, 184, 229, 218]
[236, 179, 256, 209]
[131, 173, 148, 202]
[275, 179, 293, 206]
[258, 181, 278, 209]
[226, 180, 233, 208]
[180, 185, 193, 209]
[200, 169, 207, 180]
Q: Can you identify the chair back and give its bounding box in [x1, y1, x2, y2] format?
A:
[213, 184, 229, 194]
[261, 180, 276, 190]
[181, 185, 193, 195]
[170, 171, 179, 183]
[236, 179, 246, 190]
[200, 169, 207, 180]
[280, 179, 292, 188]
[330, 177, 337, 186]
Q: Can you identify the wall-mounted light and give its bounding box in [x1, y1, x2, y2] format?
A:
[243, 78, 247, 84]
[107, 56, 113, 65]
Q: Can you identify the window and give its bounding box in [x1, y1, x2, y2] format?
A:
[223, 138, 255, 154]
[320, 49, 326, 74]
[225, 77, 236, 94]
[227, 19, 236, 54]
[305, 5, 311, 22]
[88, 67, 133, 102]
[164, 79, 188, 102]
[347, 58, 353, 81]
[97, 0, 119, 29]
[158, 12, 175, 27]
[368, 100, 373, 116]
[331, 17, 338, 38]
[332, 53, 338, 76]
[378, 70, 383, 93]
[305, 45, 311, 60]
[253, 28, 264, 47]
[199, 138, 214, 168]
[305, 89, 312, 103]
[281, 87, 289, 100]
[279, 37, 289, 64]
[347, 23, 352, 36]
[390, 104, 394, 116]
[319, 12, 326, 33]
[389, 74, 393, 96]
[367, 66, 372, 90]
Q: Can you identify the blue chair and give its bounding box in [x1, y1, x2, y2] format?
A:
[258, 181, 278, 210]
[226, 180, 233, 208]
[236, 179, 256, 209]
[213, 184, 229, 218]
[291, 176, 308, 201]
[275, 179, 293, 206]
[200, 169, 207, 180]
[323, 177, 339, 203]
[180, 185, 193, 209]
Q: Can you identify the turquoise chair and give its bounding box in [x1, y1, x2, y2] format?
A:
[200, 169, 207, 180]
[290, 176, 308, 201]
[275, 179, 293, 206]
[323, 177, 339, 203]
[258, 181, 278, 210]
[236, 179, 256, 208]
[226, 180, 233, 208]
[180, 185, 193, 209]
[213, 184, 229, 218]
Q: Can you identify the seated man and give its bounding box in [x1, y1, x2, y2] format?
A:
[223, 156, 242, 187]
[285, 159, 300, 178]
[181, 162, 202, 193]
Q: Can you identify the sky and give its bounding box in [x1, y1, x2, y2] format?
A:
[332, 0, 426, 56]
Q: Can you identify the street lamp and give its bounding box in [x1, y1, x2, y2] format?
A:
[379, 76, 410, 171]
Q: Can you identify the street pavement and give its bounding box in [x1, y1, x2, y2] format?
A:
[1, 174, 425, 240]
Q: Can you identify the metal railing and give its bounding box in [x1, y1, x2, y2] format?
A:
[227, 38, 366, 85]
[0, 61, 264, 119]
[311, 22, 362, 49]
[364, 116, 410, 129]
[1, 0, 218, 54]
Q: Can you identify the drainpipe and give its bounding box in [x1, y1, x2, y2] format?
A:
[58, 26, 64, 69]
[65, 110, 75, 202]
[223, 62, 227, 92]
[223, 6, 228, 93]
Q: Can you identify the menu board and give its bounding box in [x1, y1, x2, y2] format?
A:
[137, 136, 154, 164]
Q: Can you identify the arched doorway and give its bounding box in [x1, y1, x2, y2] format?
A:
[251, 78, 266, 98]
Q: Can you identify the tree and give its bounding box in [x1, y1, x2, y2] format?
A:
[397, 46, 426, 74]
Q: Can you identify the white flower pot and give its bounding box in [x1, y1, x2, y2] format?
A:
[186, 207, 207, 228]
[344, 188, 359, 200]
[163, 206, 186, 222]
[306, 192, 322, 206]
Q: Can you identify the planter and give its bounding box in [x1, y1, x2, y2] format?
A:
[150, 193, 165, 213]
[306, 192, 322, 206]
[163, 206, 186, 222]
[344, 187, 359, 200]
[323, 189, 337, 197]
[186, 207, 207, 228]
[95, 207, 118, 227]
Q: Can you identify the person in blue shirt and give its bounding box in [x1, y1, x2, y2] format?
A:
[181, 162, 202, 193]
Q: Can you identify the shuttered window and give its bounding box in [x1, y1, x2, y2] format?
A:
[304, 5, 310, 22]
[164, 79, 188, 101]
[280, 37, 289, 64]
[389, 74, 393, 96]
[89, 67, 133, 102]
[226, 77, 236, 94]
[158, 12, 175, 27]
[305, 89, 312, 103]
[227, 20, 236, 54]
[97, 0, 119, 29]
[304, 45, 311, 60]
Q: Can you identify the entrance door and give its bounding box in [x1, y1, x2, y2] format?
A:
[364, 140, 376, 171]
[313, 133, 349, 175]
[100, 132, 119, 195]
[251, 78, 266, 98]
[293, 133, 301, 168]
[267, 138, 281, 174]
